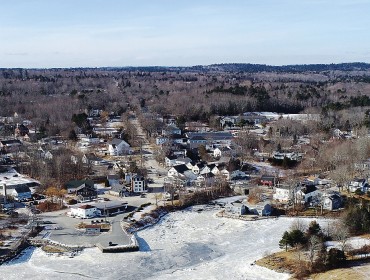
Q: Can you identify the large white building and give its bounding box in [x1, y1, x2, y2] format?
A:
[70, 204, 99, 218]
[131, 175, 146, 193]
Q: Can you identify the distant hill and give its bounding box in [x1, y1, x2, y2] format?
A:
[98, 62, 370, 73]
[4, 62, 370, 73]
[199, 62, 370, 73]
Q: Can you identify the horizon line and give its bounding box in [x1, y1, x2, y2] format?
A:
[0, 61, 369, 70]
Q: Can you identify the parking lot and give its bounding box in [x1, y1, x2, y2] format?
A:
[38, 209, 132, 247]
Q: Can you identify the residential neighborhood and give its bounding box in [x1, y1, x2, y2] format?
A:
[1, 65, 370, 279]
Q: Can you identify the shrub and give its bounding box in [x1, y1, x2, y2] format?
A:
[67, 199, 78, 205]
[355, 189, 364, 196]
[37, 201, 66, 212]
[327, 248, 346, 268]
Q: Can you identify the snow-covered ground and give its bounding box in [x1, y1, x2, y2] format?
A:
[1, 207, 330, 280]
[326, 236, 370, 250]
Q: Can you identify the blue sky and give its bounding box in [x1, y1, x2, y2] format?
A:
[1, 0, 370, 67]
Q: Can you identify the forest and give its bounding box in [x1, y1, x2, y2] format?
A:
[1, 63, 370, 140]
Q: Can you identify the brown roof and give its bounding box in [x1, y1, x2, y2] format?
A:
[79, 204, 95, 209]
[85, 224, 101, 229]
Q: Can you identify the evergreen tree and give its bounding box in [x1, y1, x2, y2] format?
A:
[279, 231, 291, 251]
[307, 220, 322, 236]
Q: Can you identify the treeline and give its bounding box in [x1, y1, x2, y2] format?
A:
[1, 65, 370, 139]
[200, 62, 370, 73]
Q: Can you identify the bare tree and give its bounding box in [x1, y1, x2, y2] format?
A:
[332, 221, 350, 251]
[307, 235, 323, 269]
[290, 219, 307, 232]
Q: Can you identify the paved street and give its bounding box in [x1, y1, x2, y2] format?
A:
[129, 116, 168, 189]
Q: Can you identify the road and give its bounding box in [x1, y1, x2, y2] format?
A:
[129, 115, 167, 190]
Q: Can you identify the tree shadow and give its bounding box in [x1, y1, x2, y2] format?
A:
[135, 234, 151, 252]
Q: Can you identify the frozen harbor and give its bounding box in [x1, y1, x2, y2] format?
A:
[1, 207, 325, 280]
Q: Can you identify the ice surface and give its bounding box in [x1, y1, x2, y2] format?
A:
[0, 207, 334, 280]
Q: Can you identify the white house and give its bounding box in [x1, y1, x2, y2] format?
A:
[322, 192, 343, 210]
[131, 175, 146, 193]
[247, 203, 273, 216]
[70, 204, 99, 218]
[231, 170, 248, 179]
[44, 151, 54, 160]
[85, 224, 101, 234]
[156, 136, 169, 145]
[348, 178, 367, 193]
[272, 151, 303, 161]
[165, 156, 177, 167]
[82, 153, 104, 166]
[273, 184, 293, 202]
[213, 148, 222, 158]
[295, 185, 320, 204]
[168, 164, 190, 178]
[225, 202, 248, 215]
[108, 138, 131, 156]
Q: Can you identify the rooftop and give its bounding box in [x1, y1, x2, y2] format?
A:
[79, 204, 96, 209]
[64, 180, 95, 189]
[0, 168, 40, 189]
[94, 201, 128, 210]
